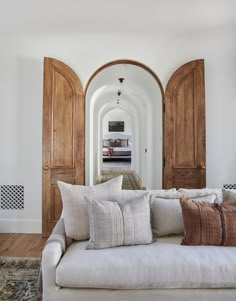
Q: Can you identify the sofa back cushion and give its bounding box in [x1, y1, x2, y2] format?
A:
[151, 194, 216, 237]
[178, 188, 223, 203]
[120, 188, 177, 203]
[223, 189, 236, 202]
[86, 192, 153, 249]
[180, 197, 236, 246]
[57, 176, 123, 241]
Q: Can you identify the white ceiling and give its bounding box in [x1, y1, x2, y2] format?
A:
[1, 0, 235, 34]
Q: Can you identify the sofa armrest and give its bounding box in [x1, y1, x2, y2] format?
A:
[46, 217, 67, 252]
[42, 218, 67, 297]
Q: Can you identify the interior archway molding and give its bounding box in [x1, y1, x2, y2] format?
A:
[84, 59, 165, 99]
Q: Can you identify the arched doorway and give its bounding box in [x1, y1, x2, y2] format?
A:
[84, 60, 164, 189]
[42, 57, 205, 236]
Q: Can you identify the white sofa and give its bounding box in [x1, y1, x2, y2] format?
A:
[42, 188, 236, 301]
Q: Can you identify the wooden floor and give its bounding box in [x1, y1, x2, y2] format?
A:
[0, 233, 47, 257]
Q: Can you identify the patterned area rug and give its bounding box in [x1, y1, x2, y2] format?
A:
[98, 172, 142, 190]
[0, 256, 41, 301]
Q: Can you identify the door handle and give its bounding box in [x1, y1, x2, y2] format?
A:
[200, 164, 206, 170]
[43, 166, 49, 170]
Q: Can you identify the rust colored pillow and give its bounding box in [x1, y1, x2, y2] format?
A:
[180, 197, 236, 246]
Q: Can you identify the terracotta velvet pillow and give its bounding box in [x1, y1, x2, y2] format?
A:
[180, 197, 236, 246]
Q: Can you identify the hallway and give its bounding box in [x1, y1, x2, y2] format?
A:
[97, 170, 143, 190]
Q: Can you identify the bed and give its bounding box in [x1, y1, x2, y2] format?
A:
[102, 138, 132, 160]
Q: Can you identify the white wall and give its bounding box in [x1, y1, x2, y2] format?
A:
[0, 28, 235, 232]
[103, 109, 132, 136]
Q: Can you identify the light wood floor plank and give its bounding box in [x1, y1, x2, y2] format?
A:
[0, 233, 46, 257]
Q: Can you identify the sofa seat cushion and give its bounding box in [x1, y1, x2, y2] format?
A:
[56, 236, 236, 289]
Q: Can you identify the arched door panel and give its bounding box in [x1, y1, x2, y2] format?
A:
[42, 57, 84, 237]
[164, 59, 206, 189]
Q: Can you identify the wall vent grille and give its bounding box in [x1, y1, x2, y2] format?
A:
[0, 185, 24, 210]
[223, 184, 236, 189]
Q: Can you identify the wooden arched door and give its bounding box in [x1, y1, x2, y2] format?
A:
[42, 57, 84, 237]
[163, 59, 206, 189]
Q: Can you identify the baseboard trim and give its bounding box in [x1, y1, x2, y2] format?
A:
[0, 218, 41, 233]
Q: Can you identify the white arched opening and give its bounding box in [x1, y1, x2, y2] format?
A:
[85, 60, 163, 189]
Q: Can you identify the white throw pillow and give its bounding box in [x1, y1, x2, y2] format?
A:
[178, 188, 223, 203]
[86, 192, 153, 249]
[223, 189, 236, 202]
[151, 194, 217, 237]
[57, 176, 123, 241]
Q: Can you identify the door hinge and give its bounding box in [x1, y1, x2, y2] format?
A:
[163, 103, 165, 113]
[163, 158, 166, 168]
